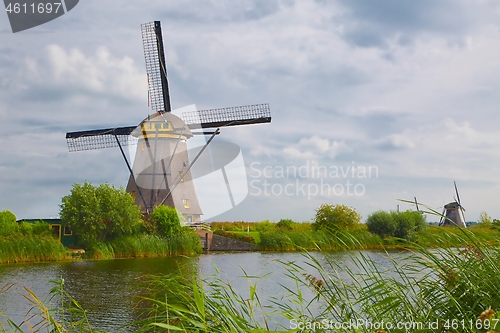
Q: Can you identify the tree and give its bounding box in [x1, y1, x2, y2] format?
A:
[312, 204, 361, 232]
[478, 211, 492, 226]
[366, 211, 396, 239]
[60, 182, 142, 245]
[150, 205, 183, 237]
[277, 218, 294, 230]
[366, 210, 426, 241]
[0, 210, 18, 236]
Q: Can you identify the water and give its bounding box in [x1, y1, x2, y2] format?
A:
[0, 251, 414, 332]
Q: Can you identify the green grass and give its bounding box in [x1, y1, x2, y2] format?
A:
[0, 234, 69, 264]
[230, 231, 261, 243]
[86, 231, 202, 260]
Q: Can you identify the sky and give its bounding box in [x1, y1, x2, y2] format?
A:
[1, 0, 500, 223]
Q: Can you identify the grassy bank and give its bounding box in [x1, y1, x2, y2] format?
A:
[213, 221, 500, 252]
[0, 234, 69, 264]
[86, 232, 203, 260]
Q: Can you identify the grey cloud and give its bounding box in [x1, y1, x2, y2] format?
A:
[336, 0, 470, 48]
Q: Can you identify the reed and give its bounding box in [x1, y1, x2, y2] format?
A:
[86, 231, 202, 260]
[0, 234, 69, 264]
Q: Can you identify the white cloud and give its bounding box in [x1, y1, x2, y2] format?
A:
[44, 44, 146, 100]
[283, 135, 350, 160]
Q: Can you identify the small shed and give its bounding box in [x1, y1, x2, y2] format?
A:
[18, 219, 76, 247]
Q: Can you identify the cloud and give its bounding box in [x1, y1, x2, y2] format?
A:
[374, 133, 415, 151]
[283, 135, 350, 160]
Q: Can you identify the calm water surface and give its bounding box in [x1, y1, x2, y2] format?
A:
[0, 251, 413, 332]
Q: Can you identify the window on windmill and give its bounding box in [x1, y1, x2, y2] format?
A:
[179, 171, 184, 182]
[183, 199, 190, 209]
[155, 123, 162, 129]
[162, 122, 170, 129]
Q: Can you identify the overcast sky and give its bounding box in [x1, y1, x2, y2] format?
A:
[1, 0, 500, 223]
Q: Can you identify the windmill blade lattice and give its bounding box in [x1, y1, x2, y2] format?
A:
[183, 103, 271, 129]
[142, 21, 171, 113]
[66, 126, 137, 152]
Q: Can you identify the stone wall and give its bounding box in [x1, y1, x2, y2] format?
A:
[196, 230, 254, 251]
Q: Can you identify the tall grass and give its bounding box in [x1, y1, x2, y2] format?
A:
[86, 231, 202, 260]
[258, 227, 384, 252]
[0, 235, 69, 264]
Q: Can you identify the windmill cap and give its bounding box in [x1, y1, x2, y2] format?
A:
[131, 112, 193, 139]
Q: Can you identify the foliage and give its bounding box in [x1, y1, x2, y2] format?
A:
[254, 220, 276, 233]
[0, 210, 19, 236]
[0, 234, 68, 264]
[59, 181, 142, 245]
[149, 205, 183, 237]
[366, 210, 426, 241]
[276, 218, 294, 230]
[478, 211, 493, 226]
[392, 210, 426, 241]
[366, 210, 396, 239]
[312, 203, 361, 232]
[18, 221, 52, 236]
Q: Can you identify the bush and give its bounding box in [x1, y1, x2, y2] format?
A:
[276, 218, 294, 230]
[366, 210, 426, 241]
[255, 220, 276, 233]
[392, 210, 426, 241]
[60, 182, 143, 245]
[312, 204, 361, 232]
[0, 210, 18, 236]
[366, 211, 396, 239]
[150, 205, 184, 237]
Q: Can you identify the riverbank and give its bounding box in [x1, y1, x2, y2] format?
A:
[215, 222, 500, 252]
[2, 223, 499, 264]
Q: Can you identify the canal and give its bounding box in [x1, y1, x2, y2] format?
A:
[0, 251, 412, 332]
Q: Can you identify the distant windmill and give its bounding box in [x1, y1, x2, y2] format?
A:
[65, 21, 272, 222]
[439, 181, 467, 228]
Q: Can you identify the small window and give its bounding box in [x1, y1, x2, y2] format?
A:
[187, 215, 193, 223]
[182, 199, 190, 209]
[155, 122, 162, 129]
[64, 225, 72, 236]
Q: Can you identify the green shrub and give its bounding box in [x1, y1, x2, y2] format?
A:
[60, 182, 142, 245]
[150, 205, 183, 237]
[0, 210, 19, 236]
[366, 210, 396, 239]
[255, 220, 276, 233]
[276, 218, 294, 230]
[312, 204, 361, 232]
[367, 210, 426, 241]
[392, 210, 426, 241]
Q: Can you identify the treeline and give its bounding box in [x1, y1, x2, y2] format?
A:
[211, 203, 500, 251]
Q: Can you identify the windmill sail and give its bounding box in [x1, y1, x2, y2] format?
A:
[141, 21, 171, 113]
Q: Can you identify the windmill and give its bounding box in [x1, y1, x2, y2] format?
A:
[439, 181, 467, 228]
[65, 21, 271, 222]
